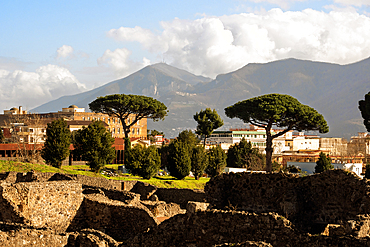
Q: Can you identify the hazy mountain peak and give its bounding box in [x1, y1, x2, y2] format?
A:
[150, 63, 211, 85]
[31, 58, 370, 138]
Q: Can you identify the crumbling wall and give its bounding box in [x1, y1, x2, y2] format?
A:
[68, 193, 159, 241]
[124, 209, 370, 247]
[0, 181, 83, 231]
[155, 188, 206, 208]
[205, 170, 370, 233]
[0, 222, 120, 247]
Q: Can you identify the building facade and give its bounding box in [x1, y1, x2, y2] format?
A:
[0, 105, 147, 142]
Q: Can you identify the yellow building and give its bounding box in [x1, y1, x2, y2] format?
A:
[0, 105, 147, 140]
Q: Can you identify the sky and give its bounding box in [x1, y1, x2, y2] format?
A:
[1, 0, 370, 111]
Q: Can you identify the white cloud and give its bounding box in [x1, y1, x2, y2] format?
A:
[97, 47, 151, 78]
[0, 65, 86, 111]
[57, 45, 74, 59]
[333, 0, 370, 7]
[107, 8, 370, 78]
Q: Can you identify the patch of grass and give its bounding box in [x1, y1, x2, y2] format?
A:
[0, 160, 209, 189]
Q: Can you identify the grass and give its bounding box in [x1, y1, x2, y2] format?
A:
[0, 160, 209, 189]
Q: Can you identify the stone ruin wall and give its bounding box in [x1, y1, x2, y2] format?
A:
[0, 181, 83, 231]
[0, 170, 369, 246]
[68, 193, 159, 241]
[205, 169, 370, 233]
[0, 171, 198, 244]
[125, 209, 370, 247]
[0, 171, 207, 207]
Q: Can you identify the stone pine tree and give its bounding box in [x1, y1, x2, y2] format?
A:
[225, 93, 329, 172]
[194, 108, 224, 146]
[89, 94, 167, 159]
[73, 121, 116, 173]
[206, 145, 227, 177]
[125, 145, 161, 179]
[191, 146, 208, 180]
[315, 152, 333, 173]
[359, 91, 370, 132]
[227, 138, 265, 170]
[167, 139, 191, 180]
[41, 119, 71, 168]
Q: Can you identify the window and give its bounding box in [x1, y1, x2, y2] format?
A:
[137, 129, 140, 135]
[117, 128, 120, 134]
[112, 128, 115, 134]
[29, 128, 34, 133]
[30, 137, 34, 143]
[137, 120, 140, 125]
[108, 118, 110, 124]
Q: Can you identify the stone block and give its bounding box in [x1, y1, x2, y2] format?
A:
[0, 181, 83, 231]
[130, 181, 157, 200]
[322, 224, 346, 236]
[186, 201, 210, 215]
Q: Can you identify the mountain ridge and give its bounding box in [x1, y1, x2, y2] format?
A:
[31, 59, 370, 139]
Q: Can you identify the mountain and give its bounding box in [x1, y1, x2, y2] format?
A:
[31, 59, 370, 139]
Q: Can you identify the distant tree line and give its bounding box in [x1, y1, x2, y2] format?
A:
[46, 90, 370, 179]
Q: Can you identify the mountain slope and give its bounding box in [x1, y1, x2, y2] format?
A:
[31, 59, 370, 138]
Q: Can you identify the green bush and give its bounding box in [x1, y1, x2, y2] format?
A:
[125, 145, 161, 179]
[315, 152, 333, 173]
[167, 139, 191, 180]
[73, 121, 116, 173]
[191, 146, 208, 180]
[206, 145, 227, 177]
[226, 138, 265, 170]
[365, 163, 370, 179]
[41, 119, 71, 168]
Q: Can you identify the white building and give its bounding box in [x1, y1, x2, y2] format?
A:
[205, 125, 293, 154]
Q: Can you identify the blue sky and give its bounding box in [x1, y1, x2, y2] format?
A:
[1, 0, 370, 111]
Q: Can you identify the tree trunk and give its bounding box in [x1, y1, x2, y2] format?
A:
[265, 132, 273, 173]
[123, 129, 131, 165]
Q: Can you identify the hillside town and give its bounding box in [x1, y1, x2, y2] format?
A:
[0, 104, 368, 178]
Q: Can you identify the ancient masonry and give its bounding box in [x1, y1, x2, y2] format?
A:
[0, 170, 369, 246]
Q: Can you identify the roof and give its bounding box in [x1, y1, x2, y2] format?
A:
[68, 105, 79, 108]
[66, 120, 108, 127]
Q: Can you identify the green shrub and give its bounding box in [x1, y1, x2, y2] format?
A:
[191, 146, 208, 180]
[206, 145, 227, 177]
[167, 139, 191, 179]
[125, 145, 161, 179]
